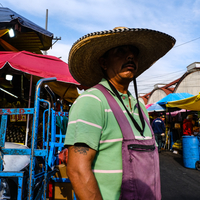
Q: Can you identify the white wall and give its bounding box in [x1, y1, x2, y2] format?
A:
[147, 89, 167, 104]
[138, 97, 145, 105]
[175, 71, 200, 95]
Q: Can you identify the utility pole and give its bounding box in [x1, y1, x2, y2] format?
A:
[45, 9, 48, 30]
[44, 9, 48, 55]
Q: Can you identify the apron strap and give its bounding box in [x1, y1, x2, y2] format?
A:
[107, 79, 145, 137]
[94, 84, 150, 140]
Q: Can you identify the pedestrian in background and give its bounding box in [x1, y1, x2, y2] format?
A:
[152, 114, 166, 153]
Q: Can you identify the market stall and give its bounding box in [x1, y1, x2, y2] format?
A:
[0, 7, 78, 199]
[166, 93, 200, 169]
[0, 50, 80, 146]
[156, 93, 194, 105]
[148, 93, 195, 151]
[0, 77, 78, 199]
[0, 51, 80, 199]
[0, 50, 80, 103]
[166, 92, 200, 111]
[0, 7, 53, 54]
[166, 93, 200, 139]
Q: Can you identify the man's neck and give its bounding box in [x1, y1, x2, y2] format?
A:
[108, 78, 130, 94]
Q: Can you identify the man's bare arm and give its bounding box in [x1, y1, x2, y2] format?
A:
[67, 144, 103, 200]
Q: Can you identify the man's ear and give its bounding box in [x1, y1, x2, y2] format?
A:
[98, 57, 107, 70]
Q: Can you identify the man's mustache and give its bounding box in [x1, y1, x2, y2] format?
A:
[121, 61, 137, 70]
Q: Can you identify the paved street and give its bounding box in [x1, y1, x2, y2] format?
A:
[160, 150, 200, 200]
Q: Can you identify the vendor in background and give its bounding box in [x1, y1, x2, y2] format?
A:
[192, 114, 200, 135]
[170, 117, 180, 142]
[183, 115, 193, 136]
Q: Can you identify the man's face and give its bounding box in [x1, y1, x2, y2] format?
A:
[100, 45, 139, 84]
[161, 117, 165, 121]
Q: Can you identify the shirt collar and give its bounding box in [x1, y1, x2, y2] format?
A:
[99, 78, 132, 97]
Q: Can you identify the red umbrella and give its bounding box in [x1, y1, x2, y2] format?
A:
[0, 50, 79, 85]
[0, 50, 80, 103]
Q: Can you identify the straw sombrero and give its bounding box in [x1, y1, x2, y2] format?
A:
[68, 27, 176, 87]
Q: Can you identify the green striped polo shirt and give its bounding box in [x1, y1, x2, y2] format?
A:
[64, 78, 152, 200]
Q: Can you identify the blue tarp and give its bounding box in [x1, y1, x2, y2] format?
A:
[147, 103, 166, 112]
[0, 7, 53, 37]
[156, 93, 194, 105]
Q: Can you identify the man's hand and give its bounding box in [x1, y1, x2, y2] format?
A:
[67, 144, 103, 200]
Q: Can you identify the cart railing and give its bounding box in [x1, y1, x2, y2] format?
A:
[0, 77, 58, 200]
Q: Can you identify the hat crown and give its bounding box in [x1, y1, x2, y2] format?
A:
[113, 26, 127, 30]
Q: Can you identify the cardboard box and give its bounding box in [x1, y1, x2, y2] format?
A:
[54, 182, 74, 200]
[54, 164, 68, 178]
[46, 164, 75, 199]
[50, 164, 75, 200]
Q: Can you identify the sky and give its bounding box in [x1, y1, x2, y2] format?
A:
[1, 0, 200, 96]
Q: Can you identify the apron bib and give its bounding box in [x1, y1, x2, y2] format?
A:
[94, 84, 161, 200]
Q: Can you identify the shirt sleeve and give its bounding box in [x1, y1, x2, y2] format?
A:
[64, 92, 104, 151]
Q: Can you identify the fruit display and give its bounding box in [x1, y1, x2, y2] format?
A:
[193, 126, 199, 132]
[172, 140, 182, 150]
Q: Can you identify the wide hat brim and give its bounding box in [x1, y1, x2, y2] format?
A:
[68, 28, 176, 87]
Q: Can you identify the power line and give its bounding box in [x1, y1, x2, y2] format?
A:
[129, 34, 200, 94]
[137, 69, 185, 82]
[174, 36, 200, 48]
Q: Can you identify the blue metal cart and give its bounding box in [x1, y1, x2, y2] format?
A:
[0, 78, 76, 200]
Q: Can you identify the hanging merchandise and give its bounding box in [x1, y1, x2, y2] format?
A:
[9, 101, 27, 122]
[5, 125, 26, 144]
[10, 114, 26, 122]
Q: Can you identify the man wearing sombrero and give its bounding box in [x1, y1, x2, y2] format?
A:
[64, 27, 175, 200]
